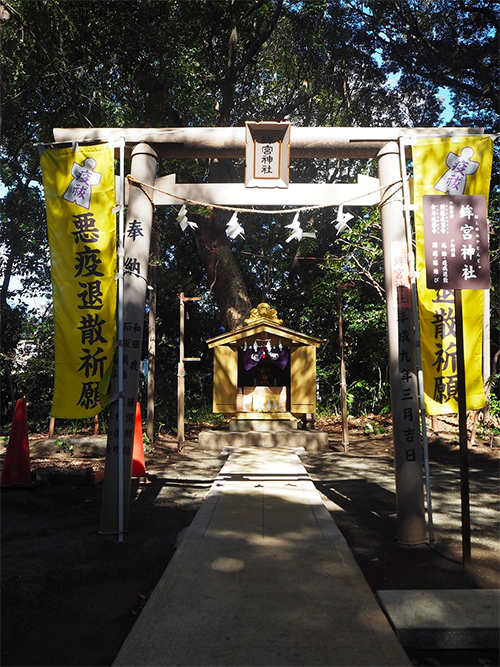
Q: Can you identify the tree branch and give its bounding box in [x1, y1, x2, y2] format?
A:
[3, 2, 93, 126]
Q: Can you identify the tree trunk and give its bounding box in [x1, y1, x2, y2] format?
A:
[192, 210, 251, 331]
[189, 157, 252, 330]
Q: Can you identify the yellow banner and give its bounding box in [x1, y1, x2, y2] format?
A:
[41, 144, 116, 418]
[413, 136, 493, 415]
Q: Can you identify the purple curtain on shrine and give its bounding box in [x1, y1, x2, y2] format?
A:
[242, 347, 262, 370]
[242, 347, 289, 371]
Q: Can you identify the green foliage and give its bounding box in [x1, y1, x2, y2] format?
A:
[359, 0, 499, 132]
[142, 433, 154, 455]
[1, 309, 55, 430]
[363, 421, 386, 436]
[55, 440, 74, 456]
[489, 375, 500, 419]
[1, 0, 498, 431]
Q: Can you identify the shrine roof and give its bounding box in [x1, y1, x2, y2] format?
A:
[206, 304, 322, 349]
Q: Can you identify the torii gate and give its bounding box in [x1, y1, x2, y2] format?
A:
[54, 124, 484, 544]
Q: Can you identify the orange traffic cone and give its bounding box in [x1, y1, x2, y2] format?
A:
[131, 402, 146, 478]
[1, 398, 32, 486]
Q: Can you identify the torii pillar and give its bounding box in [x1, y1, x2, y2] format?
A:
[378, 141, 426, 545]
[99, 143, 158, 537]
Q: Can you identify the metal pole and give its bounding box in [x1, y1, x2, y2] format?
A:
[483, 289, 490, 422]
[377, 141, 426, 545]
[455, 289, 472, 566]
[147, 227, 158, 442]
[117, 136, 125, 542]
[177, 293, 185, 448]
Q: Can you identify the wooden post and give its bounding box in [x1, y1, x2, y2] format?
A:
[177, 293, 202, 450]
[49, 416, 55, 438]
[338, 284, 349, 452]
[432, 415, 438, 434]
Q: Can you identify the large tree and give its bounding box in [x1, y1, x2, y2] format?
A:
[1, 0, 451, 328]
[1, 0, 498, 425]
[349, 0, 499, 133]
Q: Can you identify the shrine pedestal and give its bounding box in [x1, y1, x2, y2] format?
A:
[229, 412, 297, 432]
[198, 428, 329, 452]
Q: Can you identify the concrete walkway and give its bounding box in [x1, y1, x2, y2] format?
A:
[114, 445, 411, 666]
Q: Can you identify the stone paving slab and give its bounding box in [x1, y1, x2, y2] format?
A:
[113, 446, 411, 666]
[377, 589, 500, 649]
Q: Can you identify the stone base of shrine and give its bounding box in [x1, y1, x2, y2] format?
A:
[198, 426, 329, 453]
[229, 412, 298, 432]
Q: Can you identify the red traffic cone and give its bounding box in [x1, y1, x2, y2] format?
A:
[1, 398, 32, 486]
[131, 402, 146, 478]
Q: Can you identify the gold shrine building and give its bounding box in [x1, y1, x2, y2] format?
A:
[206, 303, 322, 431]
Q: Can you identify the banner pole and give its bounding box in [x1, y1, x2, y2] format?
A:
[177, 293, 185, 449]
[455, 289, 472, 566]
[117, 137, 125, 542]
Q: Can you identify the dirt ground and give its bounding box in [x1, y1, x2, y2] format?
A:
[1, 415, 499, 667]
